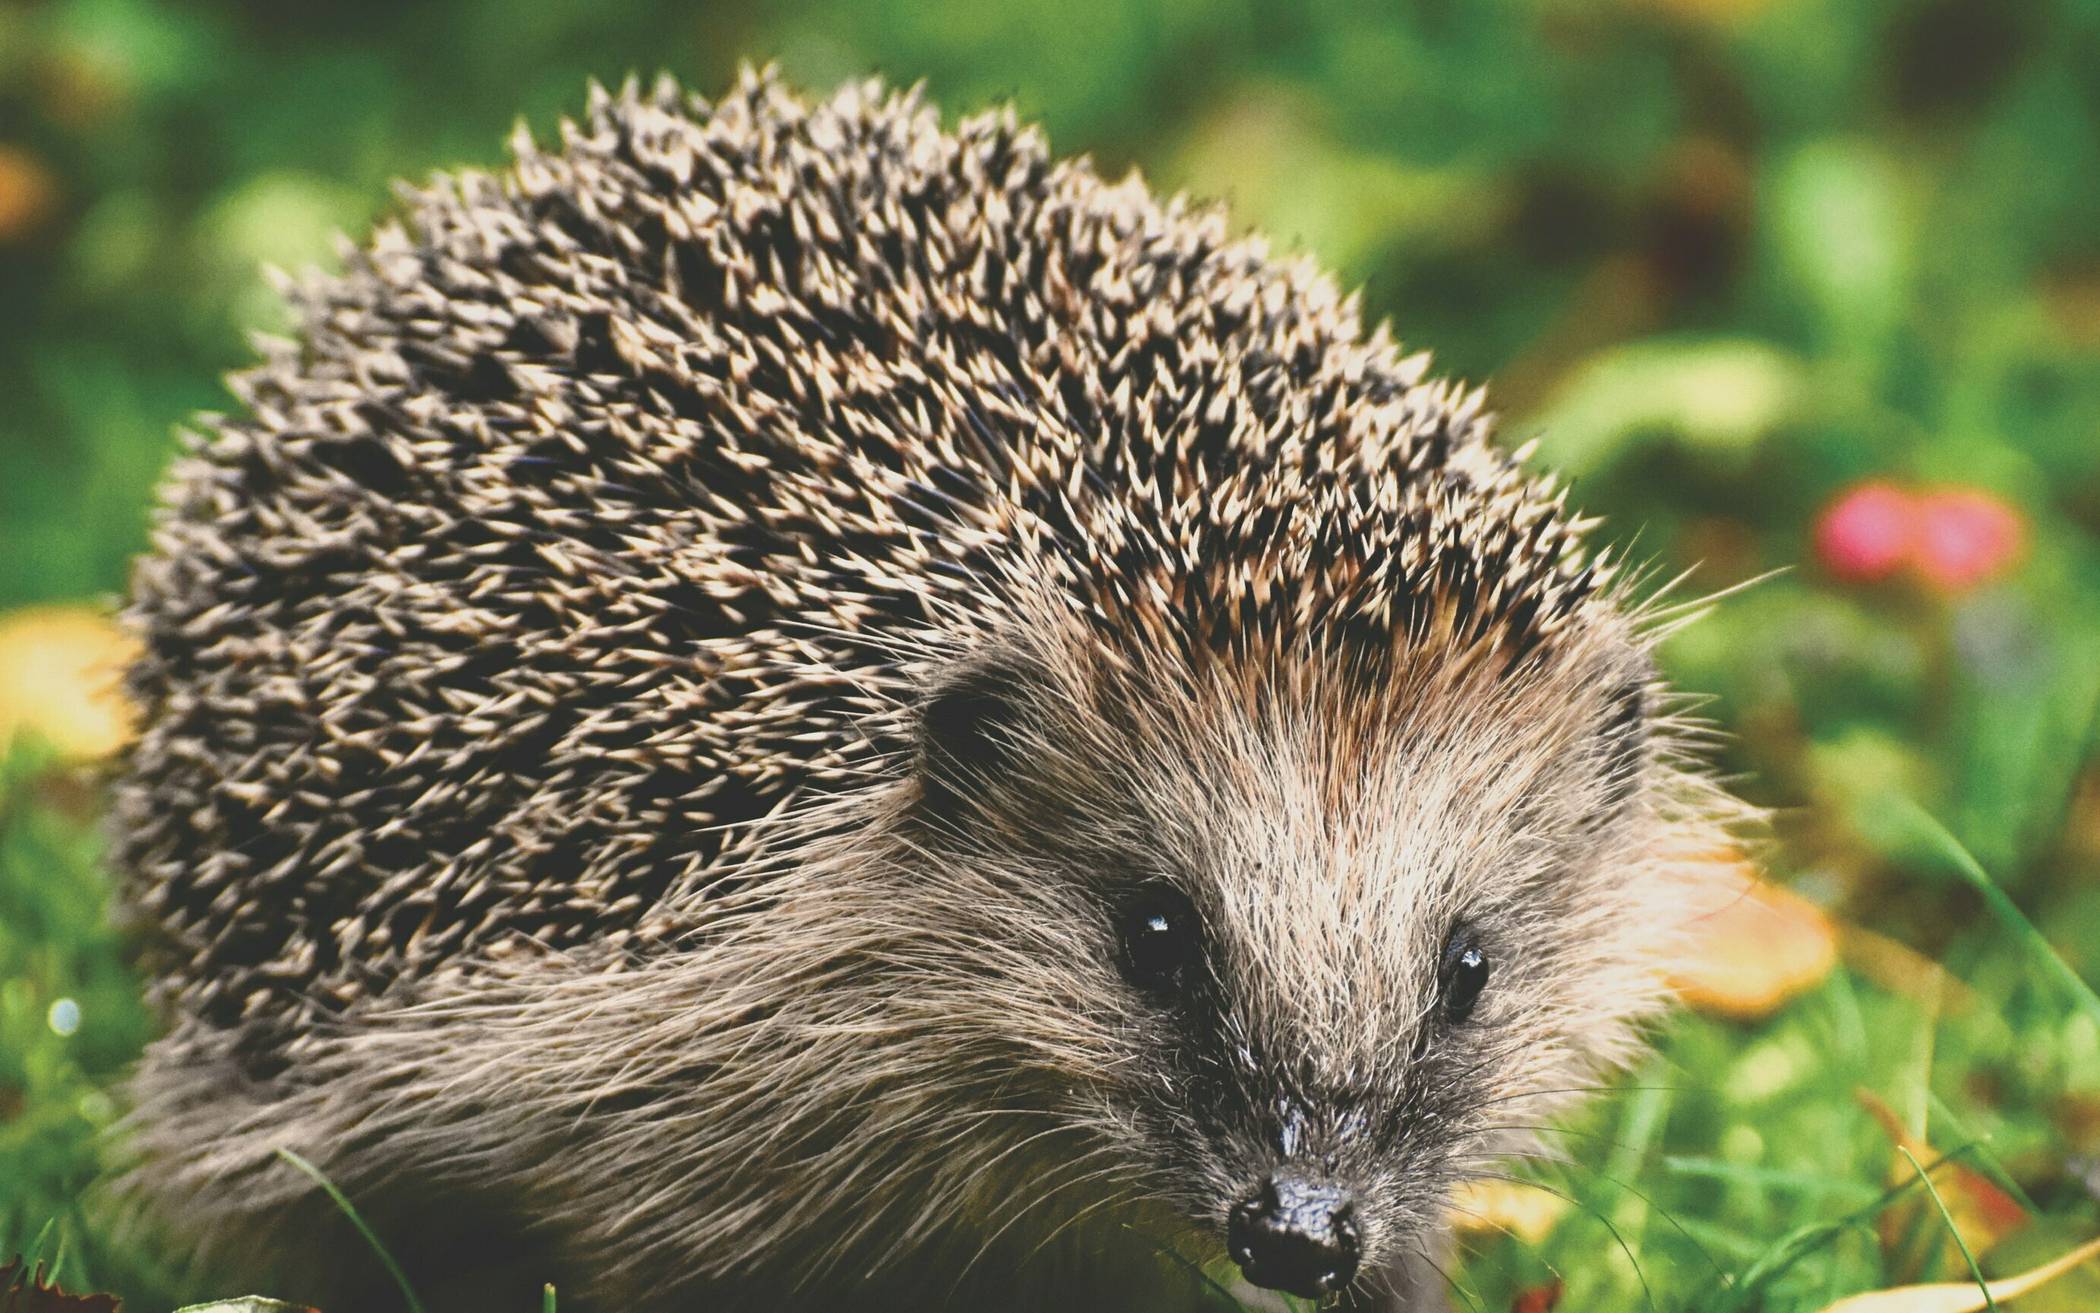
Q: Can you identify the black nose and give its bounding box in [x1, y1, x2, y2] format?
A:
[1226, 1173, 1362, 1298]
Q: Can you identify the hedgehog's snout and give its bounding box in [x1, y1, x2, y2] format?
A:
[1226, 1171, 1362, 1298]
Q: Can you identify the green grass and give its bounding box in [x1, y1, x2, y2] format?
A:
[273, 1150, 427, 1313]
[0, 743, 165, 1301]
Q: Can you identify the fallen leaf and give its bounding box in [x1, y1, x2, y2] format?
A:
[1856, 1087, 2028, 1260]
[0, 1257, 123, 1312]
[1448, 1179, 1570, 1246]
[1813, 1233, 2100, 1312]
[1669, 855, 1838, 1020]
[1981, 1220, 2100, 1312]
[0, 605, 139, 762]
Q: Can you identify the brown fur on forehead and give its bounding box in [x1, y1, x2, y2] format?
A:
[1008, 558, 1637, 793]
[1010, 606, 1649, 1045]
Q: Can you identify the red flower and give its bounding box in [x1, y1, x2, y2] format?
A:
[1811, 481, 2025, 593]
[1913, 488, 2024, 592]
[1813, 481, 1916, 583]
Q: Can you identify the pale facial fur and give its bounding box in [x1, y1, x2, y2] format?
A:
[880, 603, 1705, 1304]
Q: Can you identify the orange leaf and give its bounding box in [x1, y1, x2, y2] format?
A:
[1669, 856, 1837, 1020]
[1856, 1087, 2027, 1253]
[1813, 1233, 2100, 1312]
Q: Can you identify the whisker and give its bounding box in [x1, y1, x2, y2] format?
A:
[1022, 1179, 1140, 1264]
[1474, 1083, 1691, 1111]
[947, 1144, 1126, 1295]
[1117, 1223, 1246, 1305]
[1451, 1118, 1729, 1282]
[1409, 1241, 1485, 1313]
[1443, 1200, 1568, 1287]
[1472, 1170, 1660, 1313]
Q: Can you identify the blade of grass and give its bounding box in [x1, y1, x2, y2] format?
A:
[1709, 1142, 1985, 1313]
[274, 1148, 426, 1313]
[542, 1283, 557, 1313]
[1662, 1212, 1774, 1264]
[1924, 1092, 2042, 1216]
[1898, 1147, 1995, 1311]
[61, 1199, 100, 1292]
[1661, 1156, 1881, 1203]
[1897, 798, 2100, 1028]
[25, 1217, 55, 1266]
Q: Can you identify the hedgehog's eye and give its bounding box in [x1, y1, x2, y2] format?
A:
[1438, 925, 1490, 1024]
[1118, 885, 1201, 996]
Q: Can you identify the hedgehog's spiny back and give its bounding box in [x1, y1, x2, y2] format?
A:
[115, 70, 1594, 1073]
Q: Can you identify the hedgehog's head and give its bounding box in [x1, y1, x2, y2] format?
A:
[899, 580, 1710, 1299]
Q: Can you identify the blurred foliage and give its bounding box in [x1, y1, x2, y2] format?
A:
[1, 0, 2099, 1308]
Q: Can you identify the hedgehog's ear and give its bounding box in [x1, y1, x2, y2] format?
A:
[916, 656, 1034, 816]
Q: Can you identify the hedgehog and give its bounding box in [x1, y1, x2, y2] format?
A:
[111, 69, 1738, 1312]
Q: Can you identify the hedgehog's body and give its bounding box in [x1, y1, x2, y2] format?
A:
[115, 73, 1731, 1311]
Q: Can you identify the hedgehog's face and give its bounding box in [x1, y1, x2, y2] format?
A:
[911, 631, 1676, 1300]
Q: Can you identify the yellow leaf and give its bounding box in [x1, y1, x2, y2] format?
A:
[1815, 1233, 2100, 1312]
[1669, 855, 1838, 1020]
[0, 604, 139, 762]
[1447, 1179, 1569, 1246]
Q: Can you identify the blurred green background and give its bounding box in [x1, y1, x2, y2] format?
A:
[3, 0, 2100, 1308]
